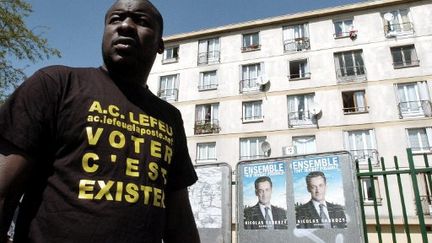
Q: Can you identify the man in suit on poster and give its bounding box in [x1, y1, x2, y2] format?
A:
[244, 176, 287, 230]
[296, 171, 347, 229]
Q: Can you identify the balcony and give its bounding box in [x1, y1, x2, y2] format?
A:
[241, 44, 261, 52]
[198, 83, 218, 91]
[161, 57, 178, 64]
[343, 106, 369, 115]
[289, 72, 311, 80]
[336, 65, 366, 83]
[194, 119, 220, 135]
[393, 59, 420, 69]
[239, 78, 260, 93]
[384, 22, 414, 37]
[284, 37, 310, 52]
[157, 89, 178, 101]
[398, 100, 432, 118]
[288, 110, 316, 127]
[350, 149, 379, 165]
[197, 51, 220, 65]
[411, 146, 432, 154]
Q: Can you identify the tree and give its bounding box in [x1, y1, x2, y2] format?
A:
[0, 0, 60, 103]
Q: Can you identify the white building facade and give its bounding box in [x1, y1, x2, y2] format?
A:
[148, 0, 432, 240]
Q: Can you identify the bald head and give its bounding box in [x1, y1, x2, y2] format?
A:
[105, 0, 164, 38]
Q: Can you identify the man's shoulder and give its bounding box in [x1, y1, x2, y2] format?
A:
[326, 201, 345, 210]
[143, 90, 182, 120]
[38, 65, 96, 74]
[244, 204, 260, 213]
[297, 200, 313, 209]
[271, 205, 286, 213]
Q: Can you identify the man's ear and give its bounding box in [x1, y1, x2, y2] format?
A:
[157, 39, 165, 54]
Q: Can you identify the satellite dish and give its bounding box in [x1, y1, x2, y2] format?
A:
[259, 80, 271, 92]
[308, 102, 322, 116]
[261, 141, 272, 157]
[383, 12, 394, 21]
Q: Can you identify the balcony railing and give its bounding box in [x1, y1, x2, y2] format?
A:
[398, 100, 432, 118]
[197, 51, 220, 65]
[289, 72, 311, 80]
[157, 89, 178, 101]
[284, 37, 310, 52]
[194, 119, 220, 135]
[350, 149, 379, 165]
[239, 154, 266, 161]
[411, 146, 432, 154]
[161, 56, 179, 64]
[334, 30, 358, 39]
[198, 83, 218, 91]
[239, 78, 260, 93]
[241, 44, 261, 52]
[384, 22, 414, 37]
[336, 65, 367, 82]
[343, 106, 369, 114]
[288, 110, 316, 127]
[393, 59, 420, 69]
[242, 115, 263, 123]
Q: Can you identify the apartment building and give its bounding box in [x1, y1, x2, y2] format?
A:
[148, 0, 432, 239]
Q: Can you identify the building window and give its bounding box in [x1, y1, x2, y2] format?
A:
[194, 103, 220, 135]
[240, 63, 262, 93]
[240, 137, 266, 160]
[287, 93, 315, 127]
[199, 71, 218, 91]
[383, 9, 413, 37]
[360, 177, 382, 205]
[333, 19, 354, 38]
[334, 50, 366, 82]
[391, 45, 419, 68]
[242, 32, 260, 51]
[342, 90, 368, 114]
[196, 142, 217, 162]
[162, 46, 179, 64]
[198, 38, 220, 65]
[418, 173, 432, 215]
[282, 23, 310, 51]
[407, 127, 432, 153]
[396, 81, 431, 118]
[292, 136, 316, 154]
[344, 129, 378, 165]
[289, 59, 310, 80]
[242, 100, 263, 123]
[158, 74, 179, 101]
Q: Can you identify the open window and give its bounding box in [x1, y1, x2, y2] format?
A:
[289, 59, 310, 80]
[162, 46, 179, 64]
[391, 45, 419, 68]
[342, 90, 368, 114]
[360, 177, 382, 205]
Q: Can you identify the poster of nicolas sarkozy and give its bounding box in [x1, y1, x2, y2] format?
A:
[243, 161, 288, 230]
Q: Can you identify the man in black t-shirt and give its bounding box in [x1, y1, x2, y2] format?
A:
[0, 1, 200, 242]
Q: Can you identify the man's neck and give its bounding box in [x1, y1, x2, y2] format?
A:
[102, 64, 148, 86]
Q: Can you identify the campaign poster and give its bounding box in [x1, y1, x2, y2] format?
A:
[242, 161, 288, 230]
[292, 156, 347, 229]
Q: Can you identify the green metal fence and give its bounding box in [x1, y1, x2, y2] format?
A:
[356, 149, 432, 243]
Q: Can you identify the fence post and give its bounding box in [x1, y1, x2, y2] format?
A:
[406, 148, 428, 243]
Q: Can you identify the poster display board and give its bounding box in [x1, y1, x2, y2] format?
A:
[188, 163, 231, 243]
[237, 152, 364, 243]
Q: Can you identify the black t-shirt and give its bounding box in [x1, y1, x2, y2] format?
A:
[0, 65, 197, 242]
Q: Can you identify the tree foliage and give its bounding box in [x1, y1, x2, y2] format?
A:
[0, 0, 60, 102]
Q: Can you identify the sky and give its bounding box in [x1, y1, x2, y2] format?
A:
[17, 0, 364, 76]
